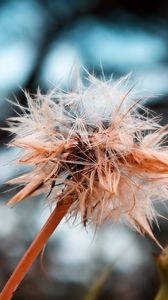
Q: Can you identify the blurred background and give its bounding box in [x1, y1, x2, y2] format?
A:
[0, 0, 168, 299]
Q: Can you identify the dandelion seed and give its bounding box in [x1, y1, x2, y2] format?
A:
[1, 71, 168, 299]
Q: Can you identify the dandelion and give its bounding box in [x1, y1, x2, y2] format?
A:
[1, 71, 168, 299]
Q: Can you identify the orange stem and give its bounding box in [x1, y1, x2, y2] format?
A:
[0, 202, 71, 300]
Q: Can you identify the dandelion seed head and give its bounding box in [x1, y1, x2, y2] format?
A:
[5, 71, 168, 245]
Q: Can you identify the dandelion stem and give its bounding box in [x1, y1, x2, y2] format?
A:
[0, 201, 71, 300]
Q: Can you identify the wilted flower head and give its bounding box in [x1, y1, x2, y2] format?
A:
[5, 72, 168, 244]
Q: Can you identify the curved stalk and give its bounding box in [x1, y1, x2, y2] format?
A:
[0, 201, 71, 300]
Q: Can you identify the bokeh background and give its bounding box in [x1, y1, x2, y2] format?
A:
[0, 1, 168, 299]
